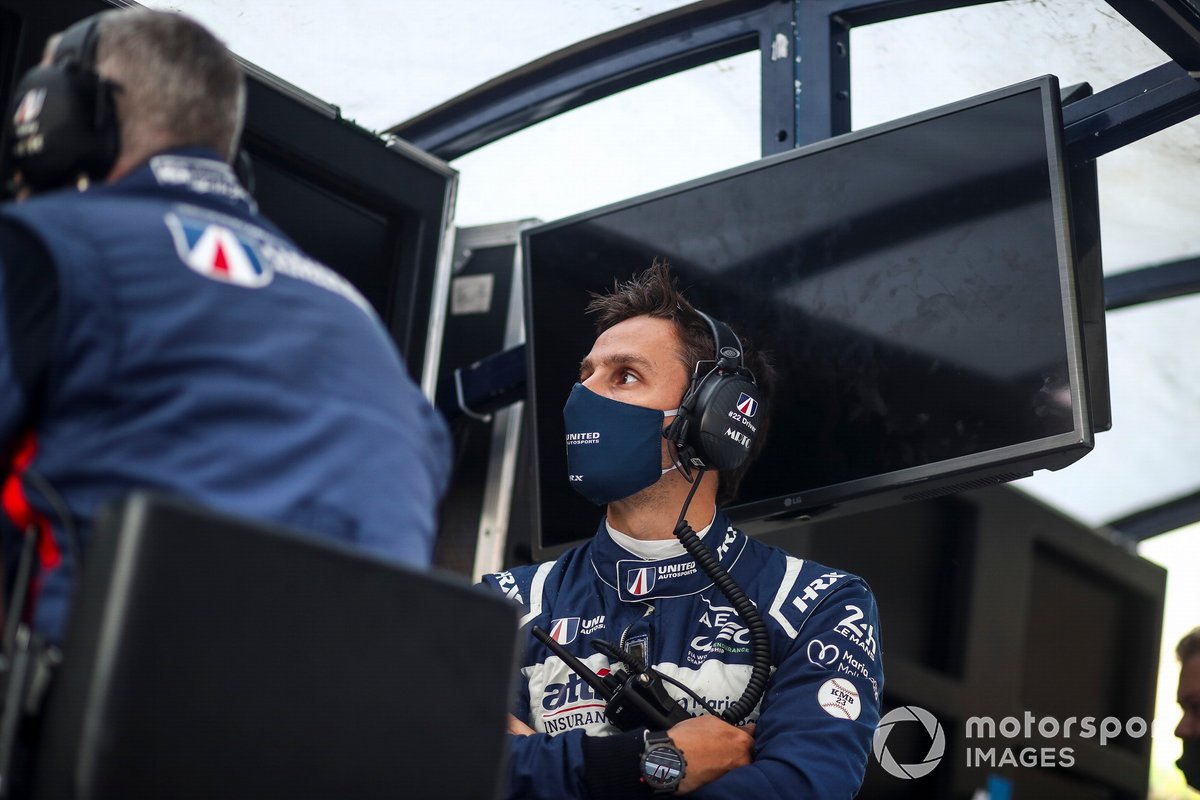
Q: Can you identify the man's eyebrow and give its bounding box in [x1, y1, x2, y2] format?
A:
[578, 352, 655, 375]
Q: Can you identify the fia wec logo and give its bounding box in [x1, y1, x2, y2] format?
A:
[687, 599, 750, 664]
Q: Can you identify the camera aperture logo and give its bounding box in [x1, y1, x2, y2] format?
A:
[873, 706, 945, 779]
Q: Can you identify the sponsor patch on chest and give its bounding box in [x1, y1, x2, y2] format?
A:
[530, 656, 618, 737]
[686, 598, 751, 666]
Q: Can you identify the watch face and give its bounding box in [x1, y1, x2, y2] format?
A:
[642, 745, 685, 789]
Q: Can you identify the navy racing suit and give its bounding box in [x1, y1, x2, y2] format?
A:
[481, 511, 883, 799]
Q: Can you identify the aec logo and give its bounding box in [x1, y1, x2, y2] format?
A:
[873, 705, 945, 779]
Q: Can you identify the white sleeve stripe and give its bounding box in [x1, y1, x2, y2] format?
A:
[767, 556, 806, 639]
[519, 561, 556, 628]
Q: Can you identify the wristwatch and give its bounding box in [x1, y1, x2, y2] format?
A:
[639, 730, 686, 794]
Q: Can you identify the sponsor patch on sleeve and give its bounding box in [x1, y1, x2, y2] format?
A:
[817, 678, 861, 721]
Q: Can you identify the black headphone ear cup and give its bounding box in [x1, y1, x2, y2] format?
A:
[6, 15, 116, 192]
[6, 67, 118, 192]
[683, 374, 761, 471]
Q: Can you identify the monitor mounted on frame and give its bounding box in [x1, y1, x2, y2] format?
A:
[524, 75, 1103, 556]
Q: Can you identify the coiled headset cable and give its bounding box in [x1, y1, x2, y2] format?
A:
[672, 467, 771, 726]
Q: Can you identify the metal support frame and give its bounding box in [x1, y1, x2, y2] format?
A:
[1108, 489, 1200, 541]
[391, 0, 775, 162]
[1062, 61, 1200, 164]
[1105, 256, 1200, 311]
[1103, 0, 1200, 73]
[388, 1, 1002, 161]
[390, 0, 1200, 164]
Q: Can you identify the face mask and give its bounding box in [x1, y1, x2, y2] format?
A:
[1179, 737, 1200, 791]
[563, 383, 678, 505]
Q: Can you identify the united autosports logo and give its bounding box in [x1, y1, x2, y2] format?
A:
[736, 393, 758, 417]
[13, 88, 46, 126]
[627, 567, 656, 596]
[166, 212, 272, 288]
[548, 615, 604, 645]
[549, 617, 580, 645]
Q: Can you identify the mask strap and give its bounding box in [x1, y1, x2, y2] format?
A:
[661, 408, 688, 481]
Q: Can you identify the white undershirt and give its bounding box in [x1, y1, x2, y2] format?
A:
[606, 512, 716, 561]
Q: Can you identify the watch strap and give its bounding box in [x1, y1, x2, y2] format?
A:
[640, 729, 686, 794]
[645, 730, 673, 749]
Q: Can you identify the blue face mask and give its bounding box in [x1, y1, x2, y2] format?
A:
[563, 383, 678, 505]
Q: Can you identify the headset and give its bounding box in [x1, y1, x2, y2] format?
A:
[7, 13, 119, 193]
[665, 310, 763, 478]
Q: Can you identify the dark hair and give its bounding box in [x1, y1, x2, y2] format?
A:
[1179, 627, 1200, 663]
[585, 260, 774, 504]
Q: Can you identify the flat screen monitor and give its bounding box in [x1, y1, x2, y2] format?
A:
[524, 76, 1094, 555]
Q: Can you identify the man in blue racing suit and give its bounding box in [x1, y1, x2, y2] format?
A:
[482, 263, 883, 798]
[0, 10, 451, 643]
